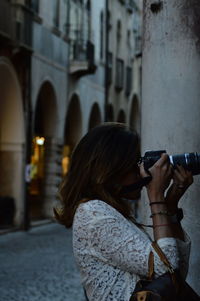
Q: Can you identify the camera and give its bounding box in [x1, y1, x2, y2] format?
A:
[141, 150, 200, 175]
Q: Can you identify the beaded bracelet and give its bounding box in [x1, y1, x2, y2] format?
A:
[150, 211, 172, 218]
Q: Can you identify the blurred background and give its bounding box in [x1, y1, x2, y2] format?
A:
[0, 0, 200, 299]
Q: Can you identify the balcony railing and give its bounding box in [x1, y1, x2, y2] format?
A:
[126, 0, 139, 12]
[69, 39, 96, 76]
[0, 1, 32, 49]
[135, 35, 142, 56]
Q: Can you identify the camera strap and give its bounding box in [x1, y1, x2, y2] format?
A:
[121, 175, 152, 194]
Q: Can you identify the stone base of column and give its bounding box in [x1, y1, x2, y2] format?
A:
[42, 138, 63, 219]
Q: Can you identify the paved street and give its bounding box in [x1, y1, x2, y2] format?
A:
[0, 223, 86, 301]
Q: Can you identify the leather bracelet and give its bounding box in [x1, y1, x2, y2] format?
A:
[149, 201, 166, 206]
[150, 211, 171, 218]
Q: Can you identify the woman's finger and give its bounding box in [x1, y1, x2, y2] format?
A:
[173, 169, 185, 183]
[167, 164, 173, 176]
[154, 153, 169, 167]
[175, 164, 187, 177]
[175, 165, 193, 183]
[139, 162, 149, 178]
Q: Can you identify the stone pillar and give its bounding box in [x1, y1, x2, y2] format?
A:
[43, 137, 63, 218]
[142, 0, 200, 291]
[0, 142, 25, 227]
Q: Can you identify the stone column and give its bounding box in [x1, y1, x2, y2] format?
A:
[43, 137, 63, 218]
[142, 0, 200, 291]
[0, 142, 25, 227]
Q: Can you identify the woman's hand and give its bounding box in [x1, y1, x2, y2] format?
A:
[165, 165, 193, 213]
[140, 153, 173, 202]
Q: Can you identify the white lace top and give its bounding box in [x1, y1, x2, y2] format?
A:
[72, 199, 191, 301]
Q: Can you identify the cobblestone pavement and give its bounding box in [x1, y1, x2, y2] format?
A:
[0, 223, 86, 301]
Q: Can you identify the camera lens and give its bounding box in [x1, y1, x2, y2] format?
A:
[169, 153, 200, 175]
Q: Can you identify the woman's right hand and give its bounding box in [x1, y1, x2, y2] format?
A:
[140, 153, 173, 202]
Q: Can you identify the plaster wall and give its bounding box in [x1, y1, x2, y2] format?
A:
[142, 0, 200, 291]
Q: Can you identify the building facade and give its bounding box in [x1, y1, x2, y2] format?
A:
[107, 0, 142, 134]
[0, 0, 142, 229]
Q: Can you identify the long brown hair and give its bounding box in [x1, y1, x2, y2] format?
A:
[54, 123, 140, 227]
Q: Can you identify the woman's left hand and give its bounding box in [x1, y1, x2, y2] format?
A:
[165, 165, 193, 213]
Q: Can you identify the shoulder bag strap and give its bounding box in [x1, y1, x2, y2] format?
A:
[148, 251, 154, 280]
[151, 241, 175, 274]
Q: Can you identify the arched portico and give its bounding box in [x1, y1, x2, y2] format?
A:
[88, 103, 102, 130]
[62, 94, 82, 175]
[117, 109, 126, 123]
[0, 58, 25, 227]
[30, 81, 59, 220]
[107, 104, 114, 122]
[129, 94, 140, 133]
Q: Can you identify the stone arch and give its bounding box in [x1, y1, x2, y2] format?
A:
[34, 81, 58, 137]
[62, 93, 82, 176]
[107, 104, 114, 122]
[64, 93, 82, 147]
[0, 58, 25, 227]
[30, 80, 58, 220]
[117, 109, 126, 123]
[129, 94, 140, 133]
[88, 103, 102, 130]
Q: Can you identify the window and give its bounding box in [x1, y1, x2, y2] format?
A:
[127, 30, 131, 47]
[126, 0, 135, 13]
[86, 0, 91, 11]
[107, 52, 113, 85]
[115, 58, 124, 90]
[108, 10, 112, 30]
[135, 35, 142, 55]
[116, 20, 121, 42]
[53, 0, 60, 28]
[125, 66, 132, 96]
[31, 0, 39, 13]
[100, 11, 104, 60]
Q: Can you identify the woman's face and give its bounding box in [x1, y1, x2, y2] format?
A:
[120, 166, 142, 200]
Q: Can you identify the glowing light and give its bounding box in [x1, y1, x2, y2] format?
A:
[36, 136, 45, 145]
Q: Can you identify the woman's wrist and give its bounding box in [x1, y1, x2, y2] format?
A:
[149, 199, 179, 215]
[148, 193, 165, 204]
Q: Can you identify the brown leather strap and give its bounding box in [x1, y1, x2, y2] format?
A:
[152, 241, 179, 290]
[148, 251, 154, 280]
[151, 241, 175, 273]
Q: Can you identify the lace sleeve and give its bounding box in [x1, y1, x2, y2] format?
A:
[75, 200, 181, 278]
[176, 231, 191, 279]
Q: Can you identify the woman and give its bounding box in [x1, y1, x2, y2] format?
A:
[55, 123, 192, 301]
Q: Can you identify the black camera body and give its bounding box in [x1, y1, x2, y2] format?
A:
[141, 150, 200, 175]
